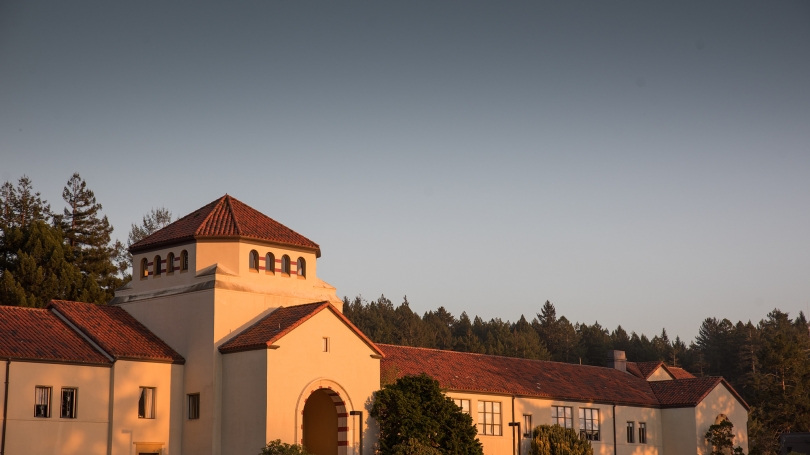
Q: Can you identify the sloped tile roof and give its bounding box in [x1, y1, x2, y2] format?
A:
[649, 377, 748, 410]
[627, 361, 665, 379]
[219, 302, 383, 355]
[129, 195, 321, 256]
[0, 306, 110, 365]
[49, 300, 184, 364]
[378, 345, 661, 406]
[665, 366, 696, 379]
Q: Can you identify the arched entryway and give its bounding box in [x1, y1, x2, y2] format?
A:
[301, 387, 349, 455]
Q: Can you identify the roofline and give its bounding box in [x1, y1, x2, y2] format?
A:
[219, 302, 384, 356]
[129, 235, 321, 257]
[47, 300, 186, 364]
[0, 357, 112, 367]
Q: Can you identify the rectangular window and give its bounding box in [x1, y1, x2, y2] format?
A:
[523, 414, 532, 437]
[34, 386, 51, 418]
[323, 337, 330, 352]
[579, 408, 600, 441]
[453, 398, 470, 414]
[188, 393, 200, 420]
[627, 422, 635, 443]
[477, 401, 502, 436]
[138, 387, 156, 419]
[61, 388, 77, 419]
[639, 422, 647, 444]
[551, 406, 573, 429]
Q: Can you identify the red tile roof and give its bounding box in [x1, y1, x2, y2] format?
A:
[378, 345, 661, 406]
[665, 366, 696, 379]
[219, 302, 384, 355]
[49, 300, 184, 364]
[129, 195, 321, 256]
[0, 306, 110, 365]
[627, 361, 665, 379]
[649, 377, 749, 410]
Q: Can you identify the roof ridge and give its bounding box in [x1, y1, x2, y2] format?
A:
[195, 195, 228, 236]
[224, 195, 242, 236]
[0, 305, 49, 312]
[378, 344, 626, 371]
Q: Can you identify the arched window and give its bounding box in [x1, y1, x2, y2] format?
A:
[281, 255, 291, 275]
[167, 253, 175, 273]
[180, 250, 188, 271]
[154, 255, 162, 276]
[249, 250, 259, 272]
[140, 258, 149, 279]
[265, 253, 275, 274]
[297, 257, 306, 278]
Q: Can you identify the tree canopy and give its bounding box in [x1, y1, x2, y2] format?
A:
[371, 374, 483, 455]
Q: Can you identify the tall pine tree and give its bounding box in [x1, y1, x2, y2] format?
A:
[55, 173, 120, 303]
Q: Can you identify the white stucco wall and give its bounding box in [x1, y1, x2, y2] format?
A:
[2, 361, 110, 455]
[221, 349, 268, 455]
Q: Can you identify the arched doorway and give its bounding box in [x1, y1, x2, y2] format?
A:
[302, 388, 346, 455]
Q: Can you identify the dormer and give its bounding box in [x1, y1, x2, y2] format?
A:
[115, 195, 341, 309]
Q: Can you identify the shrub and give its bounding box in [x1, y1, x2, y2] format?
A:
[260, 439, 313, 455]
[530, 425, 593, 455]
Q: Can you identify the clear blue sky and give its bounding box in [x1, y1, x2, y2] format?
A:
[2, 1, 809, 342]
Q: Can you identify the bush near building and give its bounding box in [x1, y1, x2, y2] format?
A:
[529, 425, 593, 455]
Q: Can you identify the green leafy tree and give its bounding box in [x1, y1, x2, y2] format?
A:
[54, 173, 120, 302]
[391, 439, 443, 455]
[117, 206, 173, 280]
[259, 440, 312, 455]
[370, 374, 483, 455]
[705, 418, 745, 455]
[530, 425, 593, 455]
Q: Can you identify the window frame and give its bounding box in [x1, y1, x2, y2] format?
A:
[180, 250, 189, 272]
[638, 422, 647, 444]
[322, 337, 330, 352]
[166, 252, 175, 274]
[523, 414, 532, 438]
[453, 398, 471, 415]
[551, 405, 574, 429]
[626, 421, 635, 443]
[138, 387, 156, 419]
[265, 253, 275, 275]
[188, 393, 200, 420]
[60, 387, 78, 419]
[34, 386, 52, 418]
[297, 257, 306, 278]
[140, 258, 149, 279]
[281, 255, 291, 275]
[249, 250, 260, 272]
[153, 255, 162, 276]
[477, 400, 502, 436]
[579, 408, 600, 441]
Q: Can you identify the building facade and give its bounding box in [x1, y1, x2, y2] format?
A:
[0, 195, 749, 455]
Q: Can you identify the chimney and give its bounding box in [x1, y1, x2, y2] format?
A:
[607, 350, 627, 372]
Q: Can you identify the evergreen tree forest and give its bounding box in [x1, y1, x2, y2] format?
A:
[344, 295, 810, 455]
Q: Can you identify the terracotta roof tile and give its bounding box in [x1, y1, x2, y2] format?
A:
[665, 366, 696, 379]
[626, 362, 644, 379]
[129, 195, 320, 256]
[219, 302, 383, 355]
[49, 300, 184, 364]
[378, 345, 660, 406]
[630, 361, 665, 379]
[648, 377, 748, 409]
[0, 306, 110, 365]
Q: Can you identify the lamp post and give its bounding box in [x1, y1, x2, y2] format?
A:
[508, 422, 521, 455]
[349, 410, 363, 455]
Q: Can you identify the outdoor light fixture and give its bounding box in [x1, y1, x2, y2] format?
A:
[508, 422, 521, 455]
[350, 410, 363, 455]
